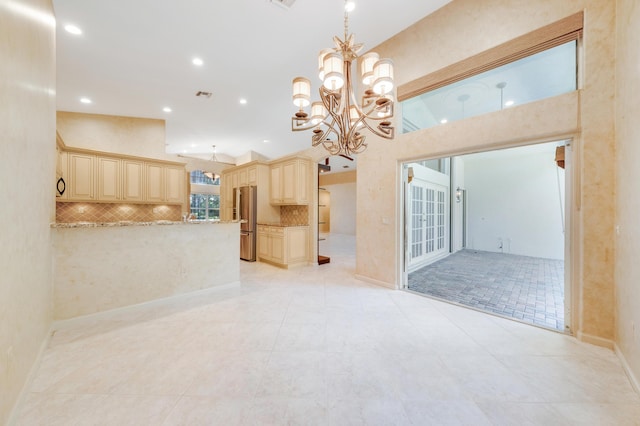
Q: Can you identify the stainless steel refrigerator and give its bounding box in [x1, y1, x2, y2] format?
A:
[235, 185, 257, 261]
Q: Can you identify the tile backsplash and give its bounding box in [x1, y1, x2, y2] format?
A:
[280, 205, 309, 226]
[56, 202, 182, 223]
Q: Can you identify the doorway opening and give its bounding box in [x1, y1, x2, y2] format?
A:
[318, 155, 357, 265]
[403, 141, 570, 332]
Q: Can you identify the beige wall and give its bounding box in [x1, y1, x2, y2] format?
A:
[615, 0, 640, 389]
[356, 0, 617, 344]
[320, 171, 357, 236]
[0, 0, 56, 423]
[56, 111, 230, 175]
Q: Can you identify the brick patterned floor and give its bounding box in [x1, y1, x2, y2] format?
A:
[408, 249, 565, 331]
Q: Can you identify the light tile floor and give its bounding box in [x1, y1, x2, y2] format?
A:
[14, 234, 640, 425]
[408, 250, 565, 331]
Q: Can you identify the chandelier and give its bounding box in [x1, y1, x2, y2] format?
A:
[291, 0, 395, 157]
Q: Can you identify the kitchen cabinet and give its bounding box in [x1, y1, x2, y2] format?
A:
[58, 147, 184, 205]
[122, 159, 144, 201]
[238, 168, 248, 187]
[220, 163, 274, 222]
[145, 162, 184, 203]
[67, 152, 96, 201]
[270, 158, 310, 205]
[247, 166, 257, 185]
[258, 226, 284, 264]
[257, 225, 309, 268]
[97, 156, 121, 201]
[165, 165, 185, 203]
[145, 163, 165, 202]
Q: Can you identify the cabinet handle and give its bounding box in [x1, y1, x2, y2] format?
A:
[56, 177, 66, 196]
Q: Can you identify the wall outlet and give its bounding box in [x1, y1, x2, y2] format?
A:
[153, 207, 159, 214]
[78, 206, 85, 214]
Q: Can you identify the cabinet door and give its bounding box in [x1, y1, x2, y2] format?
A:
[123, 160, 144, 201]
[286, 227, 309, 264]
[271, 234, 285, 264]
[270, 165, 282, 204]
[248, 166, 257, 185]
[68, 153, 95, 200]
[165, 166, 184, 203]
[145, 163, 165, 202]
[281, 161, 297, 203]
[238, 168, 248, 186]
[258, 232, 270, 261]
[232, 172, 238, 190]
[296, 159, 309, 204]
[97, 157, 121, 201]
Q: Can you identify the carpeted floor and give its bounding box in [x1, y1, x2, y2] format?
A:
[408, 249, 565, 331]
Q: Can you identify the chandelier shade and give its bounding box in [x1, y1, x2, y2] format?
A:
[360, 52, 379, 85]
[292, 77, 311, 108]
[290, 0, 395, 157]
[322, 53, 345, 90]
[372, 59, 394, 95]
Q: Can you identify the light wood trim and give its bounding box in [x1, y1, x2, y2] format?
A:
[56, 130, 66, 150]
[60, 145, 186, 166]
[398, 12, 584, 102]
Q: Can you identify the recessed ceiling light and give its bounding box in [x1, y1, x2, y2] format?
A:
[263, 139, 270, 143]
[345, 2, 356, 12]
[163, 107, 172, 113]
[239, 98, 248, 105]
[190, 143, 197, 148]
[505, 100, 515, 107]
[440, 118, 448, 124]
[64, 24, 82, 35]
[80, 97, 92, 104]
[192, 57, 204, 66]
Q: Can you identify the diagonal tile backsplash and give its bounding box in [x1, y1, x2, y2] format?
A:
[56, 202, 183, 223]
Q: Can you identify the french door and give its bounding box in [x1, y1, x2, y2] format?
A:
[409, 180, 448, 271]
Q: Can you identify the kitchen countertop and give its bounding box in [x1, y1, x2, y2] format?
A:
[51, 220, 240, 228]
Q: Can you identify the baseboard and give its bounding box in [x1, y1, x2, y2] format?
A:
[53, 281, 241, 330]
[615, 344, 640, 395]
[576, 330, 615, 350]
[354, 274, 396, 290]
[6, 324, 54, 426]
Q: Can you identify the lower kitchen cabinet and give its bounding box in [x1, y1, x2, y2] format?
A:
[257, 225, 309, 268]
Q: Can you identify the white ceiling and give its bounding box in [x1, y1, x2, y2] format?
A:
[53, 0, 452, 162]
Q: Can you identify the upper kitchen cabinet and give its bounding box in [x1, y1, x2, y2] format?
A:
[97, 156, 121, 201]
[145, 162, 185, 204]
[270, 157, 310, 205]
[67, 152, 96, 201]
[238, 165, 258, 187]
[145, 163, 165, 202]
[58, 146, 185, 205]
[122, 159, 144, 201]
[165, 165, 185, 203]
[220, 162, 276, 222]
